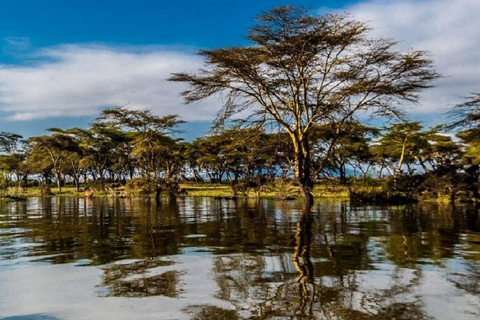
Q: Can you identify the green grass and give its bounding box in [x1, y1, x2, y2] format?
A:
[181, 182, 349, 199]
[182, 184, 233, 197]
[1, 182, 350, 200]
[312, 184, 349, 198]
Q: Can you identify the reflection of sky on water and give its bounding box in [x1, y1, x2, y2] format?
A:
[1, 250, 480, 319]
[0, 254, 227, 320]
[0, 197, 479, 319]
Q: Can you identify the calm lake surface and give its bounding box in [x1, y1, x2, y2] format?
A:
[0, 197, 479, 320]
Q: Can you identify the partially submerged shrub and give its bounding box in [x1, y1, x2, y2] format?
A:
[276, 181, 298, 200]
[386, 174, 426, 200]
[125, 177, 153, 197]
[125, 177, 180, 198]
[40, 185, 53, 196]
[348, 176, 420, 204]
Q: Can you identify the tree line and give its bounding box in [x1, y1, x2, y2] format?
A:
[1, 96, 479, 203]
[1, 6, 479, 204]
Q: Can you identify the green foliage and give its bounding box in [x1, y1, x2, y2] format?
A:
[275, 181, 298, 200]
[171, 5, 438, 203]
[309, 121, 379, 182]
[98, 106, 185, 183]
[448, 92, 480, 129]
[125, 177, 153, 197]
[386, 174, 426, 199]
[190, 128, 290, 184]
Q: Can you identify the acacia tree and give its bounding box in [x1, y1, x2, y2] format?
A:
[71, 123, 133, 186]
[192, 134, 229, 183]
[97, 106, 184, 177]
[444, 92, 480, 200]
[372, 122, 429, 176]
[448, 92, 480, 129]
[0, 132, 29, 189]
[28, 131, 80, 191]
[448, 91, 480, 167]
[98, 106, 184, 199]
[307, 122, 378, 183]
[170, 6, 438, 206]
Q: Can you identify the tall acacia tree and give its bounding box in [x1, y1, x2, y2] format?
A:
[170, 6, 438, 206]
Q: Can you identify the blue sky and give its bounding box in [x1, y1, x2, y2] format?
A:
[0, 0, 359, 53]
[0, 0, 479, 140]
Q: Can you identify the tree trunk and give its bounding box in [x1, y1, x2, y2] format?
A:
[128, 164, 135, 180]
[99, 169, 105, 189]
[294, 138, 314, 209]
[396, 136, 409, 176]
[55, 172, 62, 192]
[74, 176, 80, 192]
[155, 187, 162, 203]
[193, 170, 203, 183]
[339, 162, 346, 185]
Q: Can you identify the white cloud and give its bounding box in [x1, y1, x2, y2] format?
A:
[0, 45, 218, 122]
[345, 0, 480, 122]
[1, 0, 479, 128]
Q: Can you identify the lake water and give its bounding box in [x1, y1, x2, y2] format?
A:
[0, 197, 479, 320]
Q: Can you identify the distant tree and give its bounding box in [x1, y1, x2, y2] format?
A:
[0, 132, 28, 188]
[98, 106, 183, 135]
[218, 128, 270, 182]
[192, 134, 229, 183]
[171, 6, 438, 206]
[444, 92, 480, 201]
[28, 131, 81, 191]
[183, 141, 205, 183]
[74, 123, 134, 186]
[372, 122, 429, 177]
[308, 122, 378, 183]
[46, 128, 87, 191]
[98, 106, 184, 199]
[417, 126, 462, 172]
[190, 128, 288, 186]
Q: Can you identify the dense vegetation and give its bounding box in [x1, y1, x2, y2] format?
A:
[1, 6, 479, 204]
[1, 97, 479, 204]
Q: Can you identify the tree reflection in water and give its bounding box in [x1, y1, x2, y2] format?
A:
[292, 213, 314, 317]
[1, 197, 479, 319]
[184, 304, 239, 320]
[205, 202, 441, 319]
[98, 259, 182, 298]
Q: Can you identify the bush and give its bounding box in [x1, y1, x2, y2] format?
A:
[386, 174, 426, 199]
[125, 177, 153, 197]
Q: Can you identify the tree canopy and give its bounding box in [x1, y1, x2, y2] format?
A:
[170, 5, 439, 206]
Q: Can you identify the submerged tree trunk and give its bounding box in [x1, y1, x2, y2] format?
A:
[294, 138, 314, 209]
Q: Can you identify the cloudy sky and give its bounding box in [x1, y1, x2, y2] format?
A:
[0, 0, 478, 139]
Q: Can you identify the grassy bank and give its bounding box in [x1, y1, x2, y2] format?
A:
[2, 183, 465, 204]
[1, 182, 350, 200]
[182, 183, 349, 199]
